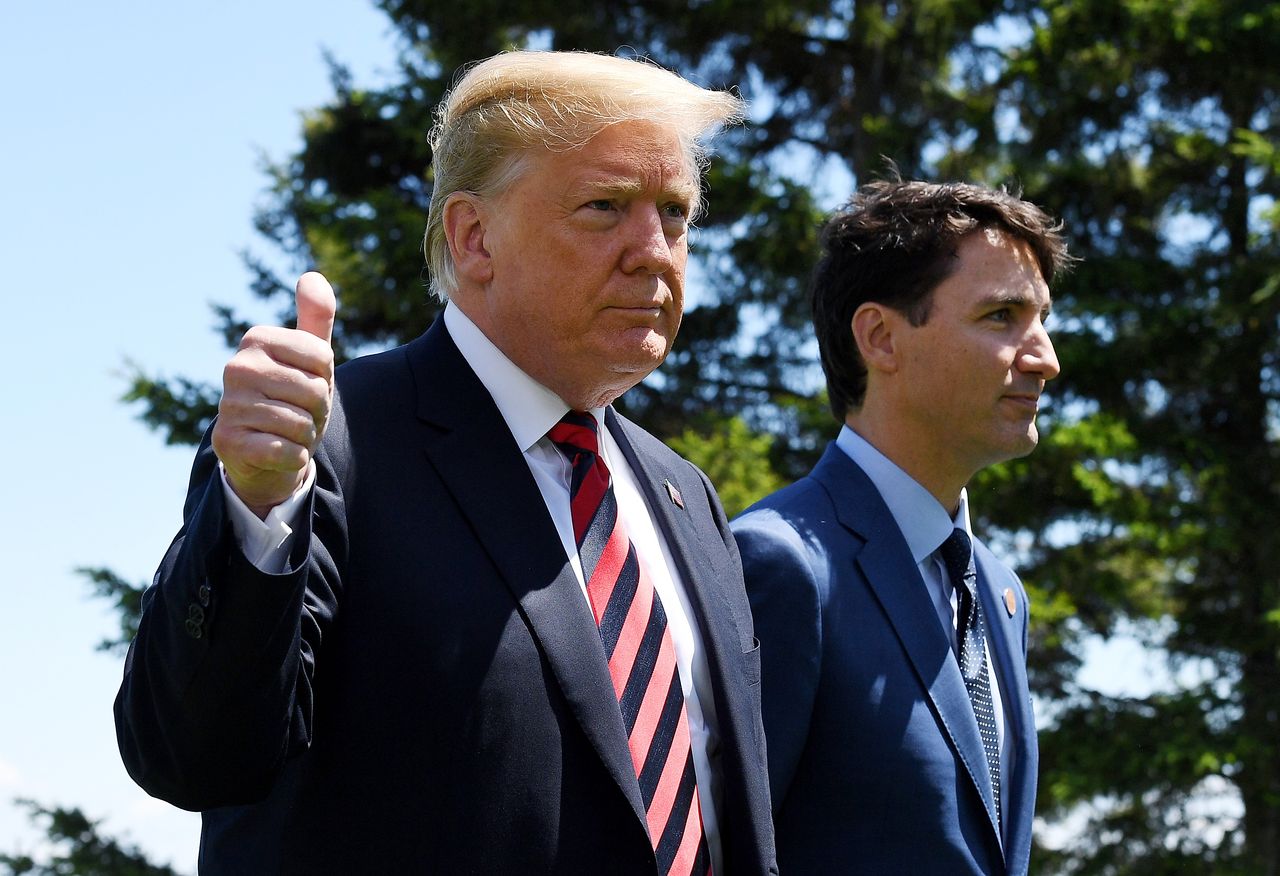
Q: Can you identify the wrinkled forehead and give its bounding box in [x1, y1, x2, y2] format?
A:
[585, 121, 697, 181]
[503, 119, 703, 203]
[550, 117, 698, 175]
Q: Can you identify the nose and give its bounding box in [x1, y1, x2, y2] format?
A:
[1018, 319, 1061, 381]
[619, 205, 676, 275]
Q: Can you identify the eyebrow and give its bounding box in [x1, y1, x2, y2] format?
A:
[576, 173, 699, 203]
[977, 292, 1054, 315]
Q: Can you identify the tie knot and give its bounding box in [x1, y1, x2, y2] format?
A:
[938, 528, 974, 590]
[548, 410, 600, 458]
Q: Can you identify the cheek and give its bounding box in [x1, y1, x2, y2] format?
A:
[668, 307, 683, 338]
[668, 257, 687, 292]
[666, 268, 686, 321]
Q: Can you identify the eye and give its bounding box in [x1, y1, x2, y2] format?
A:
[986, 308, 1012, 323]
[585, 199, 615, 212]
[661, 201, 690, 221]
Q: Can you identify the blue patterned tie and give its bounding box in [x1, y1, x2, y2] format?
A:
[940, 528, 1001, 826]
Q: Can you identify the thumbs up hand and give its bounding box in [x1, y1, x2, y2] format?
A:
[212, 272, 337, 518]
[294, 271, 336, 347]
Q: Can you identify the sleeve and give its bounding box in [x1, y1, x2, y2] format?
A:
[113, 406, 348, 811]
[222, 460, 315, 573]
[731, 508, 825, 813]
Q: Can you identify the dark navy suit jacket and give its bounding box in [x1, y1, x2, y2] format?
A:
[732, 443, 1037, 875]
[115, 318, 776, 874]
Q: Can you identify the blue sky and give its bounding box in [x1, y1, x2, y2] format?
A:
[0, 2, 1180, 868]
[0, 1, 398, 867]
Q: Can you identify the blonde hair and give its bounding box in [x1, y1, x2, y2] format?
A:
[424, 50, 744, 301]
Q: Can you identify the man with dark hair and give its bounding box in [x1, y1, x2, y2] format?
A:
[734, 178, 1070, 875]
[115, 51, 776, 874]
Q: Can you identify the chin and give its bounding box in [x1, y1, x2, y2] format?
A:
[607, 336, 669, 371]
[984, 429, 1039, 465]
[1009, 432, 1040, 459]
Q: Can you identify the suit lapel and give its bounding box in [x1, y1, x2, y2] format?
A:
[407, 321, 647, 826]
[606, 409, 751, 640]
[606, 410, 759, 770]
[812, 445, 1004, 851]
[975, 546, 1037, 864]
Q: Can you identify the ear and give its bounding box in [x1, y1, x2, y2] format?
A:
[851, 302, 900, 375]
[442, 193, 492, 285]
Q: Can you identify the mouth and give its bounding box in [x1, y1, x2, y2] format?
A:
[605, 302, 667, 323]
[1002, 393, 1041, 412]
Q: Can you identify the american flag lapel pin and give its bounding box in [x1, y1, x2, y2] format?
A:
[663, 479, 684, 509]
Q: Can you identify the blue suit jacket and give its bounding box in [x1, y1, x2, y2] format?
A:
[115, 318, 776, 874]
[732, 443, 1038, 875]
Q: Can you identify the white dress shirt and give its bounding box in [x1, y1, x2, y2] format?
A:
[835, 425, 1007, 756]
[223, 302, 722, 870]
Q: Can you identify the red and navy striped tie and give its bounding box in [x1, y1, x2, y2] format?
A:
[549, 411, 711, 876]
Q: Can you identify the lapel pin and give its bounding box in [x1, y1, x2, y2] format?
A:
[1003, 588, 1017, 617]
[664, 479, 684, 509]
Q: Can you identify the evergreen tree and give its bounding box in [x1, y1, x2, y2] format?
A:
[983, 2, 1280, 873]
[0, 802, 184, 876]
[102, 1, 1280, 871]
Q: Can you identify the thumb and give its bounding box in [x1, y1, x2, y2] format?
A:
[295, 271, 336, 344]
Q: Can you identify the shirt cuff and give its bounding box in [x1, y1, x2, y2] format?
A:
[220, 462, 315, 574]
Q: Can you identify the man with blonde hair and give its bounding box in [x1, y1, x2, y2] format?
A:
[116, 51, 776, 874]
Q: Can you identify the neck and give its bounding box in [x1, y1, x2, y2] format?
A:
[450, 295, 636, 410]
[844, 410, 966, 515]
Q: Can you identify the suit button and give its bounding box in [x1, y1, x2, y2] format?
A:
[185, 618, 203, 639]
[187, 604, 205, 624]
[197, 584, 211, 607]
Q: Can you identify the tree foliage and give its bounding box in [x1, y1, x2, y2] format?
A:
[969, 2, 1280, 872]
[0, 801, 184, 876]
[108, 1, 1280, 872]
[667, 416, 786, 519]
[77, 567, 148, 655]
